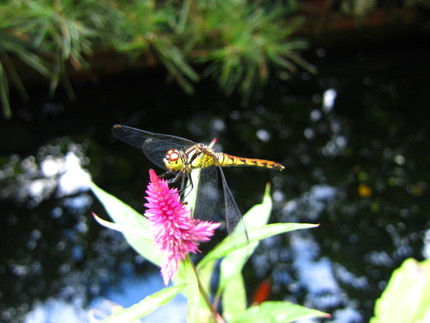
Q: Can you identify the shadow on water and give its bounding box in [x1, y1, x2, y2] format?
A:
[1, 37, 429, 322]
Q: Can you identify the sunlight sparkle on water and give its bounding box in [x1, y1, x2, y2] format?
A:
[323, 88, 337, 112]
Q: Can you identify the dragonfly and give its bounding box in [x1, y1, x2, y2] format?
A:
[112, 124, 285, 233]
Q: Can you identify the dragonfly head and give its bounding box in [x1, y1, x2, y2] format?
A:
[164, 149, 185, 171]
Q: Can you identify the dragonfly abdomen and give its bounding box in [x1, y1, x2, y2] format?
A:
[215, 153, 285, 171]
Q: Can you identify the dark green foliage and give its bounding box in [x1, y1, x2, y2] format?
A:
[0, 0, 310, 117]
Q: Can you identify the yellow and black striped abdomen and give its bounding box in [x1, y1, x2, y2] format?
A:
[214, 152, 285, 171]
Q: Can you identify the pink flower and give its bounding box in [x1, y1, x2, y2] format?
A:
[144, 169, 220, 285]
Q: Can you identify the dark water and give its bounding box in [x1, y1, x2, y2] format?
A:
[1, 36, 429, 322]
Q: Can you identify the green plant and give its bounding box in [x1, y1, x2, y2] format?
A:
[90, 178, 327, 322]
[189, 1, 313, 98]
[1, 0, 311, 117]
[0, 0, 118, 117]
[371, 258, 430, 323]
[115, 0, 199, 93]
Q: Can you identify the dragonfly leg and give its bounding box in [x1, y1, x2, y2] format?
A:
[164, 171, 182, 184]
[158, 170, 174, 180]
[159, 170, 191, 198]
[160, 170, 193, 200]
[180, 173, 194, 200]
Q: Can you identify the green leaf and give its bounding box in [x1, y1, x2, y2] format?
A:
[184, 257, 210, 323]
[194, 255, 216, 302]
[100, 284, 185, 323]
[198, 222, 318, 269]
[184, 167, 201, 215]
[196, 185, 318, 322]
[232, 301, 329, 323]
[242, 183, 274, 230]
[222, 272, 247, 321]
[196, 185, 273, 294]
[370, 258, 430, 323]
[220, 184, 273, 321]
[0, 61, 11, 118]
[175, 256, 214, 323]
[89, 181, 163, 267]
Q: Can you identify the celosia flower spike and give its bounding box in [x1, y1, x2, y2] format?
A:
[144, 169, 220, 285]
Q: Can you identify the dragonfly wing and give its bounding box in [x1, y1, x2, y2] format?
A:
[193, 165, 244, 235]
[217, 166, 244, 235]
[112, 124, 196, 170]
[193, 166, 219, 222]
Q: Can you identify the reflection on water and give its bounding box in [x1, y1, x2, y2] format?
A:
[0, 144, 91, 206]
[24, 273, 187, 323]
[24, 298, 88, 323]
[1, 40, 429, 322]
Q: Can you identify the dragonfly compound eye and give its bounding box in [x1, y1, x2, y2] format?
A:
[164, 149, 184, 171]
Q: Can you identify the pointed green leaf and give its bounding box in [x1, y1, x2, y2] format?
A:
[183, 257, 202, 323]
[232, 301, 329, 323]
[220, 184, 273, 321]
[175, 256, 213, 323]
[371, 258, 430, 323]
[195, 258, 217, 301]
[90, 181, 163, 267]
[184, 168, 201, 216]
[101, 284, 185, 323]
[222, 272, 247, 321]
[0, 61, 11, 118]
[198, 222, 318, 269]
[198, 185, 319, 322]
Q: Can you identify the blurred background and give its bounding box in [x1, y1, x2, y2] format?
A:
[1, 1, 429, 322]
